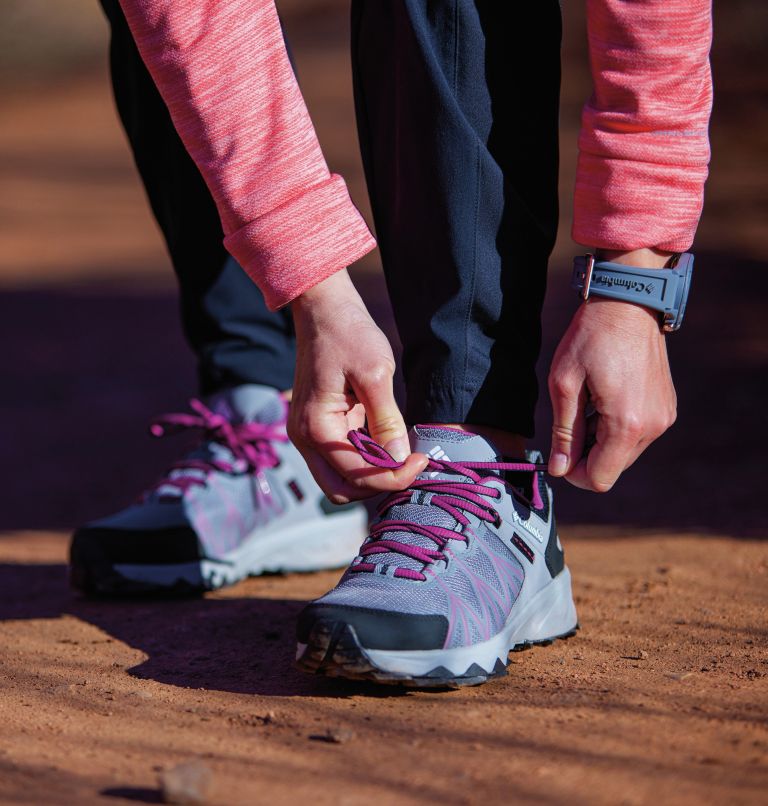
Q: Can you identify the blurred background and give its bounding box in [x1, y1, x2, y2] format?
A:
[1, 0, 765, 536]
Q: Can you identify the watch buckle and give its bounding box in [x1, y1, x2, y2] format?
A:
[662, 313, 679, 333]
[581, 253, 595, 301]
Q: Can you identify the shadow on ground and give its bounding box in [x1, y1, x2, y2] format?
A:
[1, 251, 765, 536]
[0, 561, 411, 698]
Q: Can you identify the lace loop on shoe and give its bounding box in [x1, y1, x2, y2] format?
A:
[347, 429, 548, 581]
[147, 398, 288, 496]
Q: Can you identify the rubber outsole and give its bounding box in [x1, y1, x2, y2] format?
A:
[69, 560, 215, 598]
[70, 508, 369, 598]
[295, 620, 580, 689]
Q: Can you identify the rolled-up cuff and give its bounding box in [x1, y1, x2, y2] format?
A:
[223, 174, 377, 310]
[573, 154, 708, 253]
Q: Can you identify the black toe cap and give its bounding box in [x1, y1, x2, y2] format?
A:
[297, 603, 448, 651]
[70, 525, 205, 567]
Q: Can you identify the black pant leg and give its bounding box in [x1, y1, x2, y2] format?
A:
[352, 0, 561, 436]
[100, 0, 296, 395]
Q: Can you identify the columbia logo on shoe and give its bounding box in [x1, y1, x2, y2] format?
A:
[427, 445, 451, 478]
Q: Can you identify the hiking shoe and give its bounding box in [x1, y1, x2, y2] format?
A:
[70, 385, 368, 596]
[296, 426, 578, 687]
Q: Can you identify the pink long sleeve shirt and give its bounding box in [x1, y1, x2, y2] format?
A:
[119, 0, 712, 310]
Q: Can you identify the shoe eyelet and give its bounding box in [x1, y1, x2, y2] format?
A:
[491, 510, 502, 528]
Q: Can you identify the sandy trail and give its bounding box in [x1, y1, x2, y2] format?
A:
[0, 1, 766, 803]
[0, 531, 766, 805]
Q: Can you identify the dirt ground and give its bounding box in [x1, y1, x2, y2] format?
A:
[0, 1, 766, 804]
[1, 530, 767, 805]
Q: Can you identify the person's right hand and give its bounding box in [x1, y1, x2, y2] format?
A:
[288, 270, 428, 504]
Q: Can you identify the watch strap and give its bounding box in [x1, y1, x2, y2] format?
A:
[571, 255, 680, 314]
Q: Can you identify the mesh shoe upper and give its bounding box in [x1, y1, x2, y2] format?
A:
[305, 426, 552, 650]
[77, 385, 315, 562]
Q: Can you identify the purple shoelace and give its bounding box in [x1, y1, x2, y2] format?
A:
[147, 398, 288, 498]
[347, 429, 548, 582]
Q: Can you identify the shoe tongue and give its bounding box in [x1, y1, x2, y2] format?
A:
[206, 384, 286, 425]
[410, 425, 501, 469]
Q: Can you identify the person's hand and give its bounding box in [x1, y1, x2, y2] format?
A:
[547, 249, 678, 492]
[288, 270, 428, 503]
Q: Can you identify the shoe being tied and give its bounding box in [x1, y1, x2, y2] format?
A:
[70, 385, 368, 596]
[296, 426, 578, 687]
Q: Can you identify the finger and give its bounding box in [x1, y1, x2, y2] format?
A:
[565, 418, 648, 491]
[324, 438, 428, 494]
[300, 445, 373, 505]
[348, 365, 410, 462]
[347, 400, 367, 433]
[548, 370, 588, 477]
[298, 400, 428, 497]
[583, 413, 644, 492]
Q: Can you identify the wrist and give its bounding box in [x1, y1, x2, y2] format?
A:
[593, 247, 675, 270]
[581, 296, 664, 334]
[573, 249, 693, 333]
[291, 268, 377, 342]
[291, 268, 361, 315]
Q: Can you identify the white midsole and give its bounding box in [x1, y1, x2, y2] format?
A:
[114, 506, 368, 586]
[297, 568, 577, 677]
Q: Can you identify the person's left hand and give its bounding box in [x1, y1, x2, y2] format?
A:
[547, 249, 678, 492]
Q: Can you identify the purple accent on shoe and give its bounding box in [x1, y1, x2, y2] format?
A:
[287, 479, 304, 502]
[346, 429, 547, 581]
[530, 475, 544, 510]
[511, 533, 535, 563]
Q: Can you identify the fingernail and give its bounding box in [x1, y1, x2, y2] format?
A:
[549, 452, 568, 476]
[384, 437, 410, 463]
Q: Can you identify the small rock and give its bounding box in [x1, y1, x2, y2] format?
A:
[309, 727, 356, 744]
[666, 671, 694, 681]
[159, 761, 212, 805]
[622, 650, 648, 661]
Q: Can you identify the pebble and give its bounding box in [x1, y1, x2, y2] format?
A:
[666, 671, 694, 681]
[622, 650, 649, 661]
[159, 761, 212, 805]
[309, 727, 356, 744]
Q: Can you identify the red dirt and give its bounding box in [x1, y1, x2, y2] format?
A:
[0, 2, 766, 804]
[0, 531, 766, 805]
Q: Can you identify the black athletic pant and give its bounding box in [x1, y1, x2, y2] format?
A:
[104, 0, 561, 437]
[101, 0, 297, 395]
[353, 0, 561, 436]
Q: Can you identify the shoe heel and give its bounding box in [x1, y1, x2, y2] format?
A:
[511, 567, 578, 646]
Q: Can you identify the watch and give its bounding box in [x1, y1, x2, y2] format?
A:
[571, 252, 694, 333]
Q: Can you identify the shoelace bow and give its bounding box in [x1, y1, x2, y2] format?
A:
[347, 429, 548, 581]
[147, 398, 288, 497]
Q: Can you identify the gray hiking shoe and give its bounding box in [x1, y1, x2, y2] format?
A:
[70, 385, 368, 596]
[296, 426, 578, 687]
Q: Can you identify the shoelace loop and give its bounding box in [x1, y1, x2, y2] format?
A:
[348, 429, 548, 581]
[147, 398, 288, 496]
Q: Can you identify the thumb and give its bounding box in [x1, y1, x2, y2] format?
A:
[548, 371, 587, 477]
[350, 365, 411, 462]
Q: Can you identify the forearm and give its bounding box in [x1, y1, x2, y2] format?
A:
[118, 0, 375, 309]
[574, 0, 713, 253]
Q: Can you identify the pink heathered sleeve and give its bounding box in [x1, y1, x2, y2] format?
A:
[573, 0, 713, 253]
[117, 0, 376, 310]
